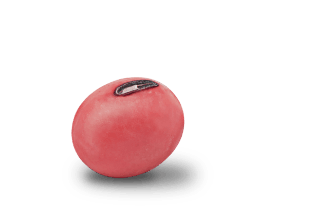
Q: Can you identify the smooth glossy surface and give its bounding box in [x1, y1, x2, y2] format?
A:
[72, 77, 184, 178]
